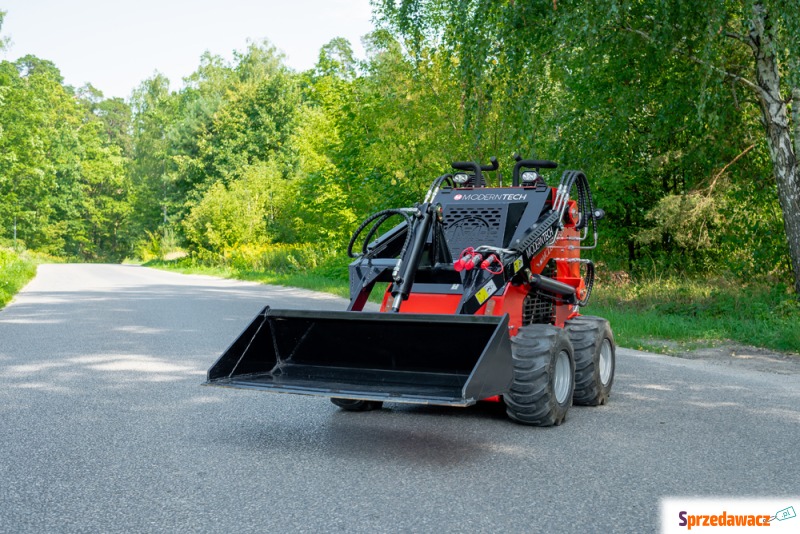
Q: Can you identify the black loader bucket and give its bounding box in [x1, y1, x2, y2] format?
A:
[205, 307, 513, 406]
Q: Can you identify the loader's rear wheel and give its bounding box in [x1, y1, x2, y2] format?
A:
[330, 398, 383, 411]
[504, 324, 575, 426]
[566, 315, 615, 406]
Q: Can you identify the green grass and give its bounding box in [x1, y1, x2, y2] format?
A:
[584, 277, 800, 354]
[143, 256, 360, 300]
[0, 248, 37, 309]
[143, 255, 799, 355]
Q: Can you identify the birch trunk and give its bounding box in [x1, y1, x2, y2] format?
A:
[793, 87, 800, 171]
[750, 4, 800, 295]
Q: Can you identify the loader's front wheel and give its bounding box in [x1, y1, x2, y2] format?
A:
[566, 315, 615, 406]
[504, 324, 575, 426]
[330, 398, 383, 411]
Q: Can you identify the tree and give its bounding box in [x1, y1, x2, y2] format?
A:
[376, 0, 800, 293]
[93, 95, 134, 157]
[150, 42, 305, 257]
[0, 11, 8, 52]
[0, 53, 133, 259]
[196, 43, 300, 186]
[315, 37, 359, 80]
[129, 73, 177, 238]
[71, 96, 132, 260]
[183, 161, 285, 254]
[589, 0, 800, 291]
[167, 52, 238, 198]
[303, 33, 473, 213]
[0, 56, 69, 251]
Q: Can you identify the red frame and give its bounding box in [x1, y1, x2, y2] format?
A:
[379, 195, 587, 333]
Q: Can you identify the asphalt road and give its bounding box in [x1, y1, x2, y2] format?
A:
[1, 264, 798, 533]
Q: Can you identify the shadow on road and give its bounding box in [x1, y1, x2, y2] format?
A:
[0, 282, 342, 392]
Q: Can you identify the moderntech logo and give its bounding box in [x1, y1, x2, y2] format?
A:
[662, 498, 797, 532]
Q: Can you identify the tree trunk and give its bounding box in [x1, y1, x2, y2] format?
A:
[792, 87, 800, 170]
[749, 4, 800, 295]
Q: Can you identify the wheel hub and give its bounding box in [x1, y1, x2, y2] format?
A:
[553, 349, 571, 404]
[599, 338, 613, 386]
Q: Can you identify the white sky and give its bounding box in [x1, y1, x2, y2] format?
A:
[0, 0, 376, 99]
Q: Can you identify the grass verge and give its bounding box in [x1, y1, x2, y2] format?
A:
[143, 256, 799, 355]
[0, 248, 37, 309]
[584, 277, 799, 354]
[143, 257, 356, 299]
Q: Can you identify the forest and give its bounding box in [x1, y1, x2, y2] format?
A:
[1, 1, 799, 303]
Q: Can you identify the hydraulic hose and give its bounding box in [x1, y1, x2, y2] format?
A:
[555, 170, 598, 241]
[578, 261, 595, 307]
[347, 209, 414, 259]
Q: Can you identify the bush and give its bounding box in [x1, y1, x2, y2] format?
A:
[183, 161, 288, 253]
[223, 242, 325, 273]
[0, 247, 37, 308]
[135, 228, 183, 262]
[183, 241, 342, 276]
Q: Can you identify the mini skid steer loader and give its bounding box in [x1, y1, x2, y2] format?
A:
[206, 156, 615, 425]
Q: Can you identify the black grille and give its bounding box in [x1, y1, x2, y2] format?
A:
[522, 260, 557, 326]
[443, 206, 506, 258]
[444, 207, 503, 227]
[522, 293, 553, 325]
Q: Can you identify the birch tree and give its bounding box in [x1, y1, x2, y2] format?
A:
[604, 0, 800, 292]
[377, 0, 800, 293]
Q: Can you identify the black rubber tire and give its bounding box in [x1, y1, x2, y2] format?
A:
[504, 324, 575, 426]
[566, 315, 615, 406]
[330, 398, 383, 411]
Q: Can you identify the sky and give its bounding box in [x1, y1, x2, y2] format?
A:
[0, 0, 376, 99]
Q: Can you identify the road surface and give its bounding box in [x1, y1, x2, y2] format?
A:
[1, 264, 798, 533]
